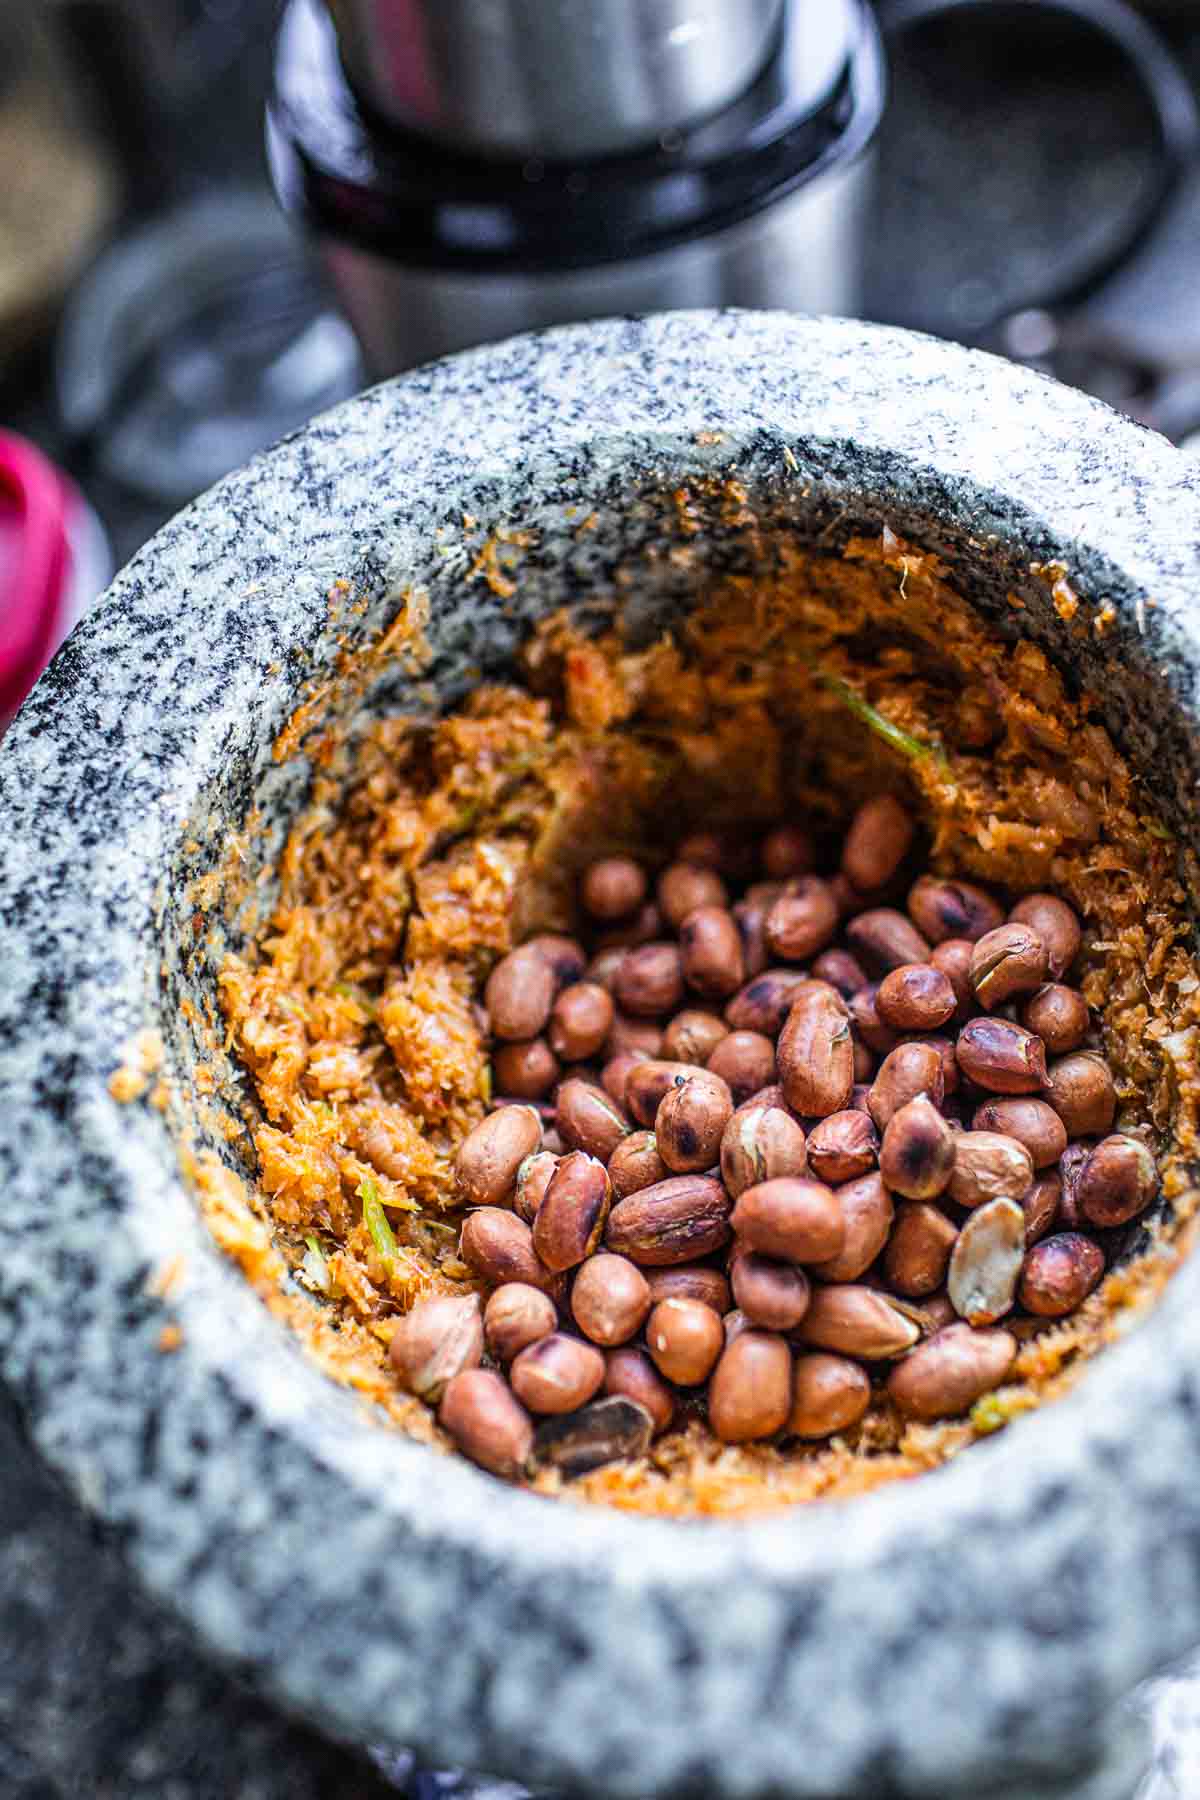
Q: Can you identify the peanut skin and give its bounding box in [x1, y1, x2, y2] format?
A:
[777, 981, 854, 1118]
[887, 1323, 1017, 1421]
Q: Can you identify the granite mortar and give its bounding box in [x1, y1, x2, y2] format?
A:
[2, 314, 1200, 1799]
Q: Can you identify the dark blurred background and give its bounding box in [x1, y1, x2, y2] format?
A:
[3, 1, 1200, 1793]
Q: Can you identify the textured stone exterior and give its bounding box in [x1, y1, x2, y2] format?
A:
[1, 313, 1200, 1799]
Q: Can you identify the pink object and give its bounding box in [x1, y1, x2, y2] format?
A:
[0, 431, 108, 730]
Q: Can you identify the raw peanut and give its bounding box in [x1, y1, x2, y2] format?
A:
[761, 1074, 819, 1170]
[603, 1346, 676, 1435]
[455, 1105, 543, 1207]
[587, 947, 629, 990]
[850, 1082, 873, 1113]
[956, 1017, 1048, 1094]
[765, 877, 839, 962]
[613, 942, 684, 1017]
[570, 1252, 652, 1346]
[732, 1177, 845, 1264]
[707, 1029, 776, 1104]
[867, 1041, 944, 1130]
[679, 905, 745, 999]
[655, 1069, 734, 1173]
[440, 1369, 533, 1478]
[661, 1008, 728, 1064]
[931, 937, 976, 1022]
[605, 1011, 664, 1058]
[1044, 1052, 1116, 1137]
[846, 907, 932, 974]
[555, 1076, 632, 1162]
[513, 1149, 558, 1223]
[484, 1283, 558, 1362]
[879, 1094, 957, 1199]
[886, 1323, 1017, 1421]
[511, 1333, 606, 1414]
[969, 923, 1049, 1009]
[777, 981, 854, 1118]
[971, 1097, 1067, 1169]
[390, 1293, 484, 1402]
[548, 982, 614, 1061]
[811, 948, 869, 997]
[848, 985, 900, 1055]
[646, 1265, 732, 1312]
[581, 856, 648, 920]
[531, 1396, 654, 1476]
[1019, 1232, 1105, 1316]
[947, 1196, 1025, 1324]
[884, 1203, 958, 1297]
[722, 1307, 752, 1342]
[809, 1170, 893, 1282]
[732, 899, 770, 979]
[626, 1059, 696, 1126]
[730, 1248, 811, 1330]
[841, 794, 914, 891]
[460, 1209, 562, 1296]
[1021, 983, 1089, 1054]
[806, 1109, 879, 1185]
[485, 946, 556, 1041]
[1076, 1133, 1158, 1227]
[1022, 1172, 1061, 1245]
[1009, 893, 1081, 978]
[601, 1049, 649, 1108]
[725, 967, 810, 1035]
[543, 1128, 566, 1156]
[799, 1284, 921, 1359]
[493, 1039, 561, 1100]
[761, 824, 816, 879]
[607, 1129, 668, 1198]
[525, 933, 587, 989]
[1057, 1141, 1093, 1229]
[875, 963, 956, 1032]
[595, 900, 663, 951]
[789, 1352, 872, 1438]
[605, 1174, 732, 1265]
[533, 1150, 613, 1271]
[708, 1331, 793, 1441]
[853, 1039, 875, 1084]
[947, 1130, 1034, 1209]
[907, 875, 1004, 945]
[658, 861, 727, 929]
[646, 1298, 725, 1385]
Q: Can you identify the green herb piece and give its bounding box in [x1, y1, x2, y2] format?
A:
[358, 1175, 398, 1266]
[819, 674, 949, 771]
[969, 1393, 1010, 1436]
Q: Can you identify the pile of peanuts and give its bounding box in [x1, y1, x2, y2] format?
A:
[389, 796, 1159, 1483]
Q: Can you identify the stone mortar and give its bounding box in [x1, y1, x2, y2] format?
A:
[2, 312, 1200, 1800]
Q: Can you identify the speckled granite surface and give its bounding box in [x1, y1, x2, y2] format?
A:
[2, 315, 1200, 1800]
